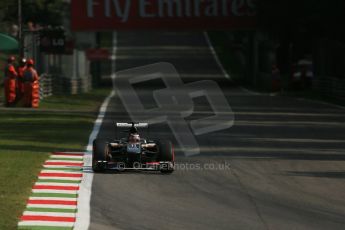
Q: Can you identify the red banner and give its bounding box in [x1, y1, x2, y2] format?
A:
[71, 0, 257, 30]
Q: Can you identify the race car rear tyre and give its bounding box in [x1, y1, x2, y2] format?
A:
[157, 140, 175, 174]
[92, 138, 111, 173]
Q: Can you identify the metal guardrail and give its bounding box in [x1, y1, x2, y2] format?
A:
[39, 74, 53, 100]
[39, 74, 92, 98]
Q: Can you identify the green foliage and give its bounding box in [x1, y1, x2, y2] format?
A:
[0, 87, 111, 229]
[0, 152, 49, 230]
[0, 0, 67, 26]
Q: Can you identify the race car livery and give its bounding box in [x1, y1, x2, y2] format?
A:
[92, 122, 175, 173]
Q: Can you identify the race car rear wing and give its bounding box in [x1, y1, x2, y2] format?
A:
[116, 122, 149, 128]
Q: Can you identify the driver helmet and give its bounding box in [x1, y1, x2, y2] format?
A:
[128, 133, 140, 143]
[27, 58, 34, 66]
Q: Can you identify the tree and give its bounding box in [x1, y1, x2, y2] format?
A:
[0, 0, 67, 27]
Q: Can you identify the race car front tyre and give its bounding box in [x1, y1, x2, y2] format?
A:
[157, 140, 175, 174]
[92, 138, 111, 173]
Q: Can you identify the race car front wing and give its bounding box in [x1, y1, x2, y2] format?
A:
[96, 161, 174, 171]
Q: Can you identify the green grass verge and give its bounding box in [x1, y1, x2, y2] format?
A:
[0, 87, 111, 230]
[0, 152, 49, 230]
[39, 87, 111, 111]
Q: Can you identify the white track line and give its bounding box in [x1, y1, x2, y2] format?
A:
[26, 204, 77, 209]
[46, 159, 83, 162]
[203, 31, 231, 80]
[40, 170, 82, 174]
[38, 177, 82, 181]
[23, 211, 76, 217]
[50, 156, 84, 159]
[34, 183, 81, 187]
[239, 85, 263, 96]
[74, 31, 117, 230]
[18, 221, 74, 227]
[28, 197, 78, 201]
[42, 165, 82, 169]
[203, 31, 262, 96]
[52, 152, 85, 155]
[204, 31, 345, 105]
[32, 189, 79, 194]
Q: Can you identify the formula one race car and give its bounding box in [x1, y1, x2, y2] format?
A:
[92, 122, 175, 174]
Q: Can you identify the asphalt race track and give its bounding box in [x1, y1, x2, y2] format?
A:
[90, 31, 345, 230]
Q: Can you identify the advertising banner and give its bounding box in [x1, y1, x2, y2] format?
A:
[71, 0, 257, 30]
